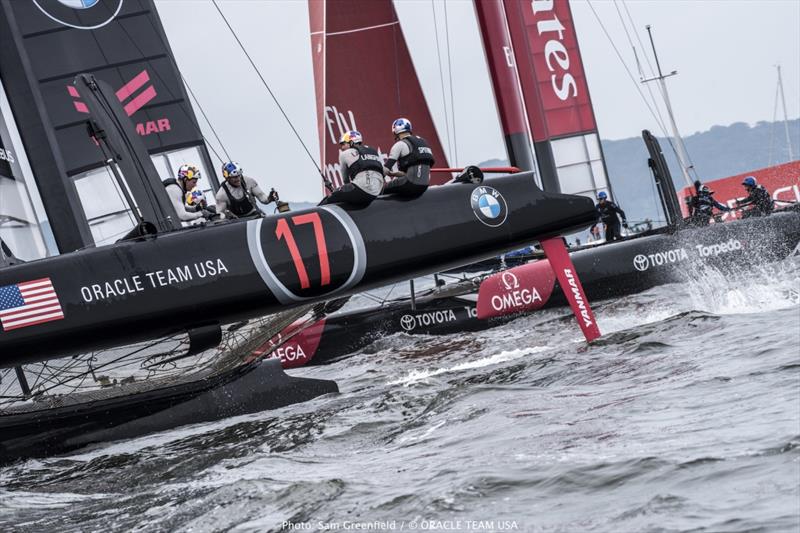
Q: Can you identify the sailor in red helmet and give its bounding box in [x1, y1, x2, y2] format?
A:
[320, 130, 384, 207]
[163, 164, 212, 224]
[736, 176, 774, 217]
[383, 117, 435, 197]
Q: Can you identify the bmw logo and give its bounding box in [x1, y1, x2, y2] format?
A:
[33, 0, 123, 30]
[57, 0, 100, 8]
[470, 186, 508, 227]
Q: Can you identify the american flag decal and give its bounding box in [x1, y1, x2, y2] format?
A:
[0, 278, 65, 331]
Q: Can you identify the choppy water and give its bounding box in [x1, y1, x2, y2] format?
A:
[1, 259, 799, 532]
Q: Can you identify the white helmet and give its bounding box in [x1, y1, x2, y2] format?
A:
[391, 117, 412, 135]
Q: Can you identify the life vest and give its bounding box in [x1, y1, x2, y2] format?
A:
[597, 201, 622, 223]
[752, 185, 774, 213]
[221, 181, 257, 217]
[162, 178, 181, 190]
[346, 144, 384, 182]
[397, 135, 435, 172]
[695, 193, 716, 215]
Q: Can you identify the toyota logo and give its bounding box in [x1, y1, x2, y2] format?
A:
[633, 254, 650, 271]
[400, 314, 416, 332]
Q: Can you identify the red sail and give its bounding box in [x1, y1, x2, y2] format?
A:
[308, 0, 450, 193]
[502, 0, 595, 139]
[501, 0, 611, 199]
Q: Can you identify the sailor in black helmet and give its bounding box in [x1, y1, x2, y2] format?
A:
[215, 161, 278, 219]
[590, 191, 627, 242]
[736, 176, 774, 217]
[383, 117, 435, 197]
[163, 164, 210, 224]
[320, 130, 384, 207]
[689, 182, 731, 225]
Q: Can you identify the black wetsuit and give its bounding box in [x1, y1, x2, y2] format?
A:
[737, 185, 774, 218]
[593, 200, 626, 241]
[689, 191, 729, 225]
[384, 135, 435, 198]
[319, 182, 379, 207]
[320, 144, 383, 207]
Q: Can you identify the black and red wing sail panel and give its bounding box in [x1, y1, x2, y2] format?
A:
[308, 0, 450, 192]
[473, 0, 536, 172]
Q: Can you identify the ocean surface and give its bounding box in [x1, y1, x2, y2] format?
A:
[1, 258, 799, 532]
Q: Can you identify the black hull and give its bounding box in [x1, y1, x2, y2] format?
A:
[0, 359, 337, 464]
[306, 295, 507, 366]
[267, 210, 800, 367]
[546, 210, 800, 307]
[0, 173, 596, 367]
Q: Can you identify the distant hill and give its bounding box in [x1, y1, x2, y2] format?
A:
[481, 119, 800, 225]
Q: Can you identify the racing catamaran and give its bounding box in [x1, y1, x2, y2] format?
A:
[0, 0, 600, 462]
[250, 0, 800, 367]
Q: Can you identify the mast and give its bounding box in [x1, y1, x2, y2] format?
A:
[641, 24, 693, 187]
[0, 0, 216, 249]
[776, 64, 795, 161]
[473, 0, 536, 175]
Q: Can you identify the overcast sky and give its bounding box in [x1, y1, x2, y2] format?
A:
[155, 0, 800, 202]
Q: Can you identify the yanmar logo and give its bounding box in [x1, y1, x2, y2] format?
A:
[67, 70, 171, 137]
[564, 268, 592, 328]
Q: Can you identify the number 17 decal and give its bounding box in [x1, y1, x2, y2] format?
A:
[275, 213, 331, 289]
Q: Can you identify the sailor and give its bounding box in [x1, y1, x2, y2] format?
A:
[319, 130, 384, 207]
[163, 164, 211, 223]
[590, 191, 627, 241]
[736, 176, 774, 217]
[214, 161, 278, 219]
[689, 183, 731, 225]
[382, 117, 435, 197]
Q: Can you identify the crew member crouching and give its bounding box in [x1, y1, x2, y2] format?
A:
[164, 164, 213, 224]
[736, 176, 774, 217]
[689, 182, 730, 225]
[215, 161, 278, 219]
[383, 117, 434, 198]
[320, 130, 384, 207]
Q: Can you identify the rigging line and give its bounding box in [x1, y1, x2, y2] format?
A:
[615, 0, 669, 138]
[585, 0, 684, 170]
[114, 20, 221, 177]
[181, 74, 231, 162]
[102, 163, 137, 228]
[443, 0, 458, 165]
[431, 0, 453, 162]
[211, 0, 322, 175]
[620, 1, 670, 135]
[622, 0, 699, 178]
[769, 74, 780, 166]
